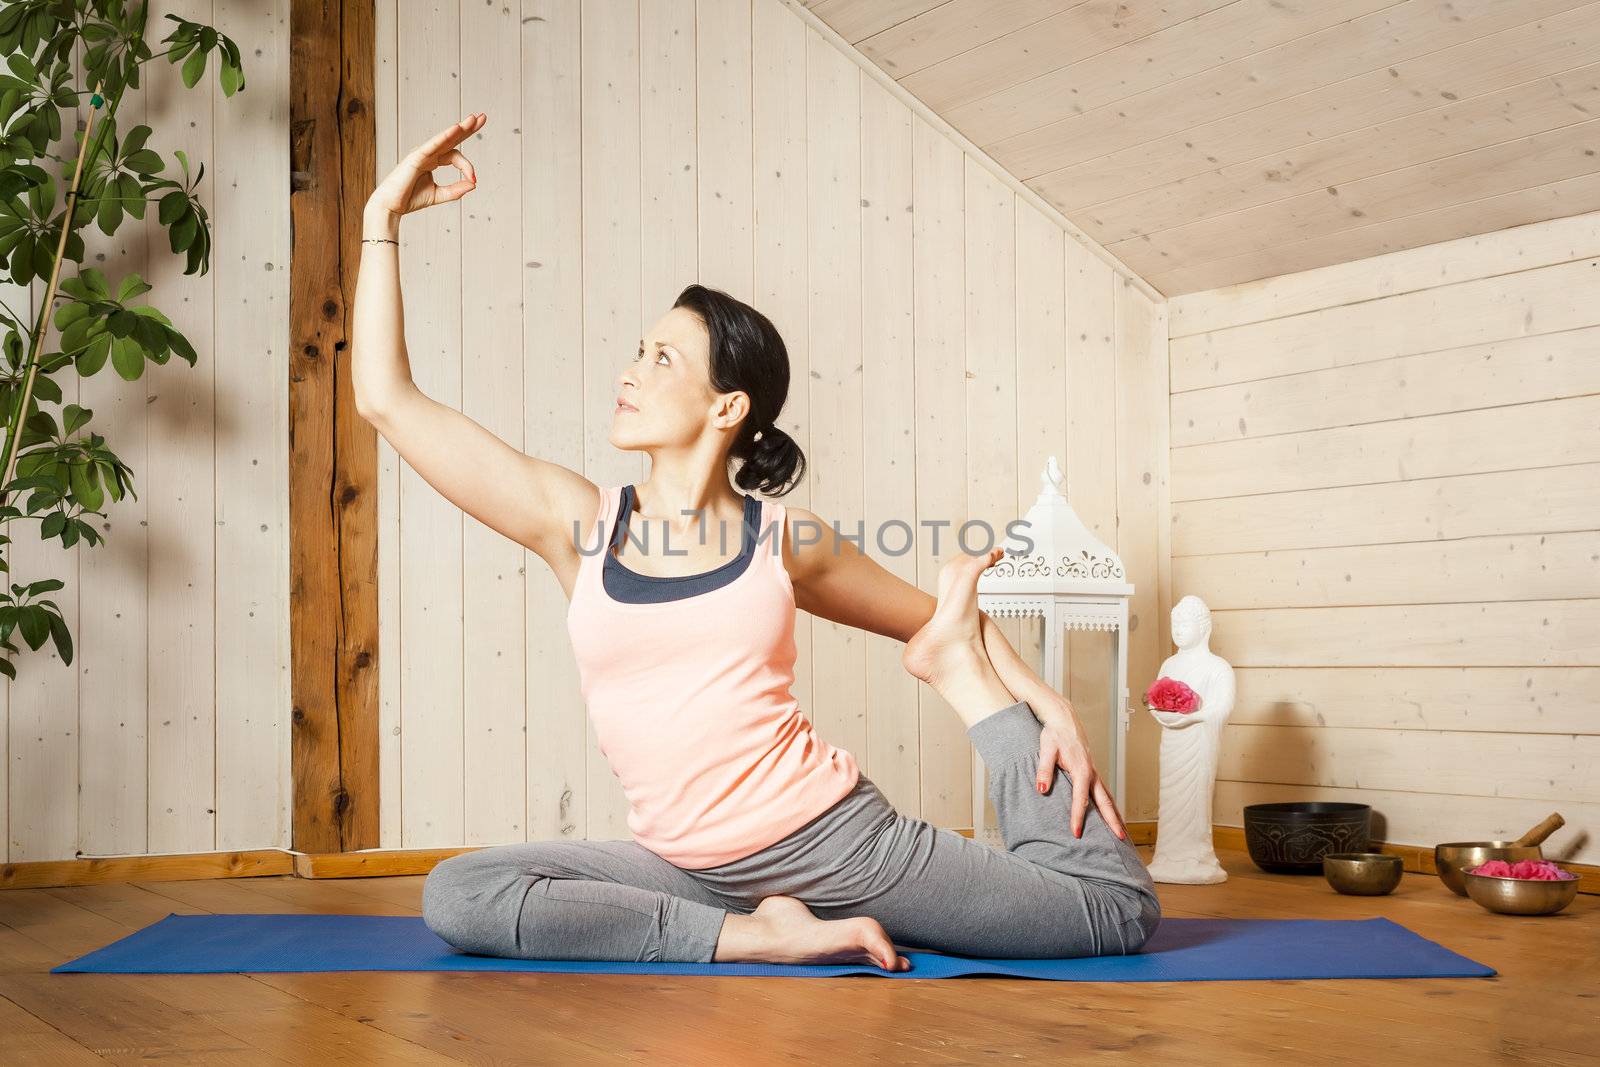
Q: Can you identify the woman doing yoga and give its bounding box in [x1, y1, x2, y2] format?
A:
[355, 114, 1160, 970]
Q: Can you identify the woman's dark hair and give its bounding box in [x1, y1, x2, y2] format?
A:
[672, 283, 807, 497]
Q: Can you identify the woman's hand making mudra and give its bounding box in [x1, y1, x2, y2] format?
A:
[366, 112, 486, 222]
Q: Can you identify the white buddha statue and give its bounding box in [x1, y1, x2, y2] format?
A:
[1146, 595, 1234, 885]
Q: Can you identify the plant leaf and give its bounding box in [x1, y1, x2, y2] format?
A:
[170, 209, 197, 251]
[166, 327, 197, 366]
[109, 335, 144, 381]
[47, 609, 72, 665]
[68, 459, 103, 512]
[81, 267, 109, 299]
[158, 189, 186, 225]
[18, 604, 47, 650]
[116, 271, 150, 301]
[77, 331, 111, 376]
[181, 47, 206, 88]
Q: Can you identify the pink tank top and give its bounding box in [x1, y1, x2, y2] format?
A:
[565, 484, 861, 868]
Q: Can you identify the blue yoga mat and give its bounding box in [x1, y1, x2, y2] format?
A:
[53, 913, 1493, 981]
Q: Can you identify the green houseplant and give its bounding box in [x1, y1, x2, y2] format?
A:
[0, 0, 243, 678]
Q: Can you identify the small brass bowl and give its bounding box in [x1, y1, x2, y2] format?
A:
[1459, 865, 1579, 916]
[1433, 841, 1543, 896]
[1323, 852, 1404, 895]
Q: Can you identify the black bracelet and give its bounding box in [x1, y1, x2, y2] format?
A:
[362, 236, 398, 246]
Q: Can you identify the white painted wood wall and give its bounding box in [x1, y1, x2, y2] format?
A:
[2, 0, 291, 863]
[373, 0, 1171, 849]
[1168, 210, 1600, 864]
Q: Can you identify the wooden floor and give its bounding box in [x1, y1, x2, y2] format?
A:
[1, 845, 1596, 1065]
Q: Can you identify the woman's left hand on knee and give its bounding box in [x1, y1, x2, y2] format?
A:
[1036, 718, 1128, 842]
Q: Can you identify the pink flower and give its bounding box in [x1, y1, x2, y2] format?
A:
[1470, 859, 1574, 881]
[1146, 676, 1200, 713]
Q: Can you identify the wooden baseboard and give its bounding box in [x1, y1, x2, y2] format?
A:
[6, 824, 1594, 893]
[0, 851, 295, 890]
[290, 848, 475, 879]
[0, 847, 480, 890]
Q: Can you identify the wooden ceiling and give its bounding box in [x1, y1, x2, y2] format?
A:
[802, 0, 1600, 296]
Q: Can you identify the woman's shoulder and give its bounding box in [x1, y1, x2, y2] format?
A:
[558, 478, 613, 537]
[768, 499, 828, 584]
[535, 477, 611, 591]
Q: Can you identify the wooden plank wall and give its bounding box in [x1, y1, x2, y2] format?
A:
[372, 0, 1171, 849]
[1167, 209, 1600, 865]
[2, 0, 291, 863]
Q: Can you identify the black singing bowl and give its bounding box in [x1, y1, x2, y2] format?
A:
[1243, 802, 1373, 874]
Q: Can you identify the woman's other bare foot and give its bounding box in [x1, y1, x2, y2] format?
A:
[902, 545, 1000, 682]
[713, 895, 910, 972]
[902, 546, 1020, 728]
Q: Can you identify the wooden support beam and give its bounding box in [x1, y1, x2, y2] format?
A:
[288, 0, 380, 852]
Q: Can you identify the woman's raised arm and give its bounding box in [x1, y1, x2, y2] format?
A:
[352, 113, 596, 566]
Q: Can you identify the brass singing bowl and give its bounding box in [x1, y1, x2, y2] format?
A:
[1322, 852, 1404, 896]
[1433, 841, 1543, 896]
[1459, 865, 1579, 916]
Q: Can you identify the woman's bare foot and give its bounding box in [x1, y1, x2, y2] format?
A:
[713, 895, 909, 972]
[902, 545, 1001, 682]
[902, 546, 1021, 728]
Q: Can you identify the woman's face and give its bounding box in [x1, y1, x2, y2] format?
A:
[611, 306, 741, 450]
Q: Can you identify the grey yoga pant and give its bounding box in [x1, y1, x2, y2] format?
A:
[421, 699, 1162, 961]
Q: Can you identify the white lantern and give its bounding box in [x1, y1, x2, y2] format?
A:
[974, 456, 1134, 847]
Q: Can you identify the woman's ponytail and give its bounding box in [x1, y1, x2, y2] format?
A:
[732, 422, 805, 497]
